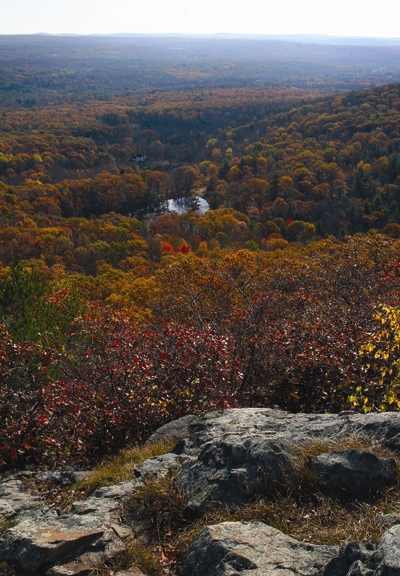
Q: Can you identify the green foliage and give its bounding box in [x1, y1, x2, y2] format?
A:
[0, 263, 83, 344]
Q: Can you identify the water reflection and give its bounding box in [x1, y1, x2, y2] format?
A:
[167, 196, 209, 215]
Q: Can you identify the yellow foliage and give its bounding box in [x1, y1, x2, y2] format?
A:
[358, 304, 400, 411]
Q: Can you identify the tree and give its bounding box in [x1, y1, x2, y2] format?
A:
[0, 263, 82, 345]
[170, 166, 201, 197]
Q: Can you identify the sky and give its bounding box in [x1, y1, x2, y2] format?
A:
[1, 0, 399, 38]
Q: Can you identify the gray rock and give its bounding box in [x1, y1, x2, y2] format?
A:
[146, 414, 202, 446]
[182, 521, 400, 576]
[173, 435, 293, 515]
[37, 470, 89, 487]
[309, 449, 397, 498]
[173, 409, 400, 458]
[377, 524, 400, 573]
[134, 452, 186, 481]
[377, 513, 400, 528]
[0, 443, 186, 575]
[180, 521, 338, 576]
[0, 517, 106, 572]
[0, 476, 141, 573]
[0, 479, 49, 520]
[325, 525, 400, 575]
[68, 479, 143, 522]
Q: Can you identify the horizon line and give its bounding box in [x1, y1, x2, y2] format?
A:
[1, 32, 400, 41]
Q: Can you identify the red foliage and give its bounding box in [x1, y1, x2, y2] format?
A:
[176, 245, 190, 254]
[0, 311, 240, 468]
[161, 242, 175, 253]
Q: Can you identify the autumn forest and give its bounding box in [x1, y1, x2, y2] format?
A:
[1, 34, 400, 469]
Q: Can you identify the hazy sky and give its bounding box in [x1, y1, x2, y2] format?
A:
[1, 0, 399, 37]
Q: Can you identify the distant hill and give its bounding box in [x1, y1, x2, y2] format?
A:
[84, 32, 400, 47]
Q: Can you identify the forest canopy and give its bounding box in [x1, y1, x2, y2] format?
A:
[1, 35, 400, 468]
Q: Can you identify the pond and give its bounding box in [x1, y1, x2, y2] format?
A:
[167, 195, 209, 215]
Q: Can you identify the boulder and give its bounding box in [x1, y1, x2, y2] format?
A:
[173, 409, 400, 458]
[182, 521, 400, 576]
[0, 517, 111, 573]
[173, 435, 293, 515]
[180, 521, 338, 576]
[308, 449, 397, 497]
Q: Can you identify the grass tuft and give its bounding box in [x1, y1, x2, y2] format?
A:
[0, 521, 17, 536]
[125, 473, 187, 543]
[89, 541, 163, 576]
[76, 439, 177, 497]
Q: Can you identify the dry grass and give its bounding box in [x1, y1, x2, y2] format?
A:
[173, 495, 397, 553]
[15, 439, 177, 516]
[76, 439, 177, 497]
[125, 474, 188, 543]
[89, 541, 163, 576]
[175, 437, 400, 550]
[207, 486, 400, 546]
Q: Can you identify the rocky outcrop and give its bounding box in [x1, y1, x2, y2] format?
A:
[0, 475, 133, 575]
[0, 408, 400, 575]
[146, 414, 202, 446]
